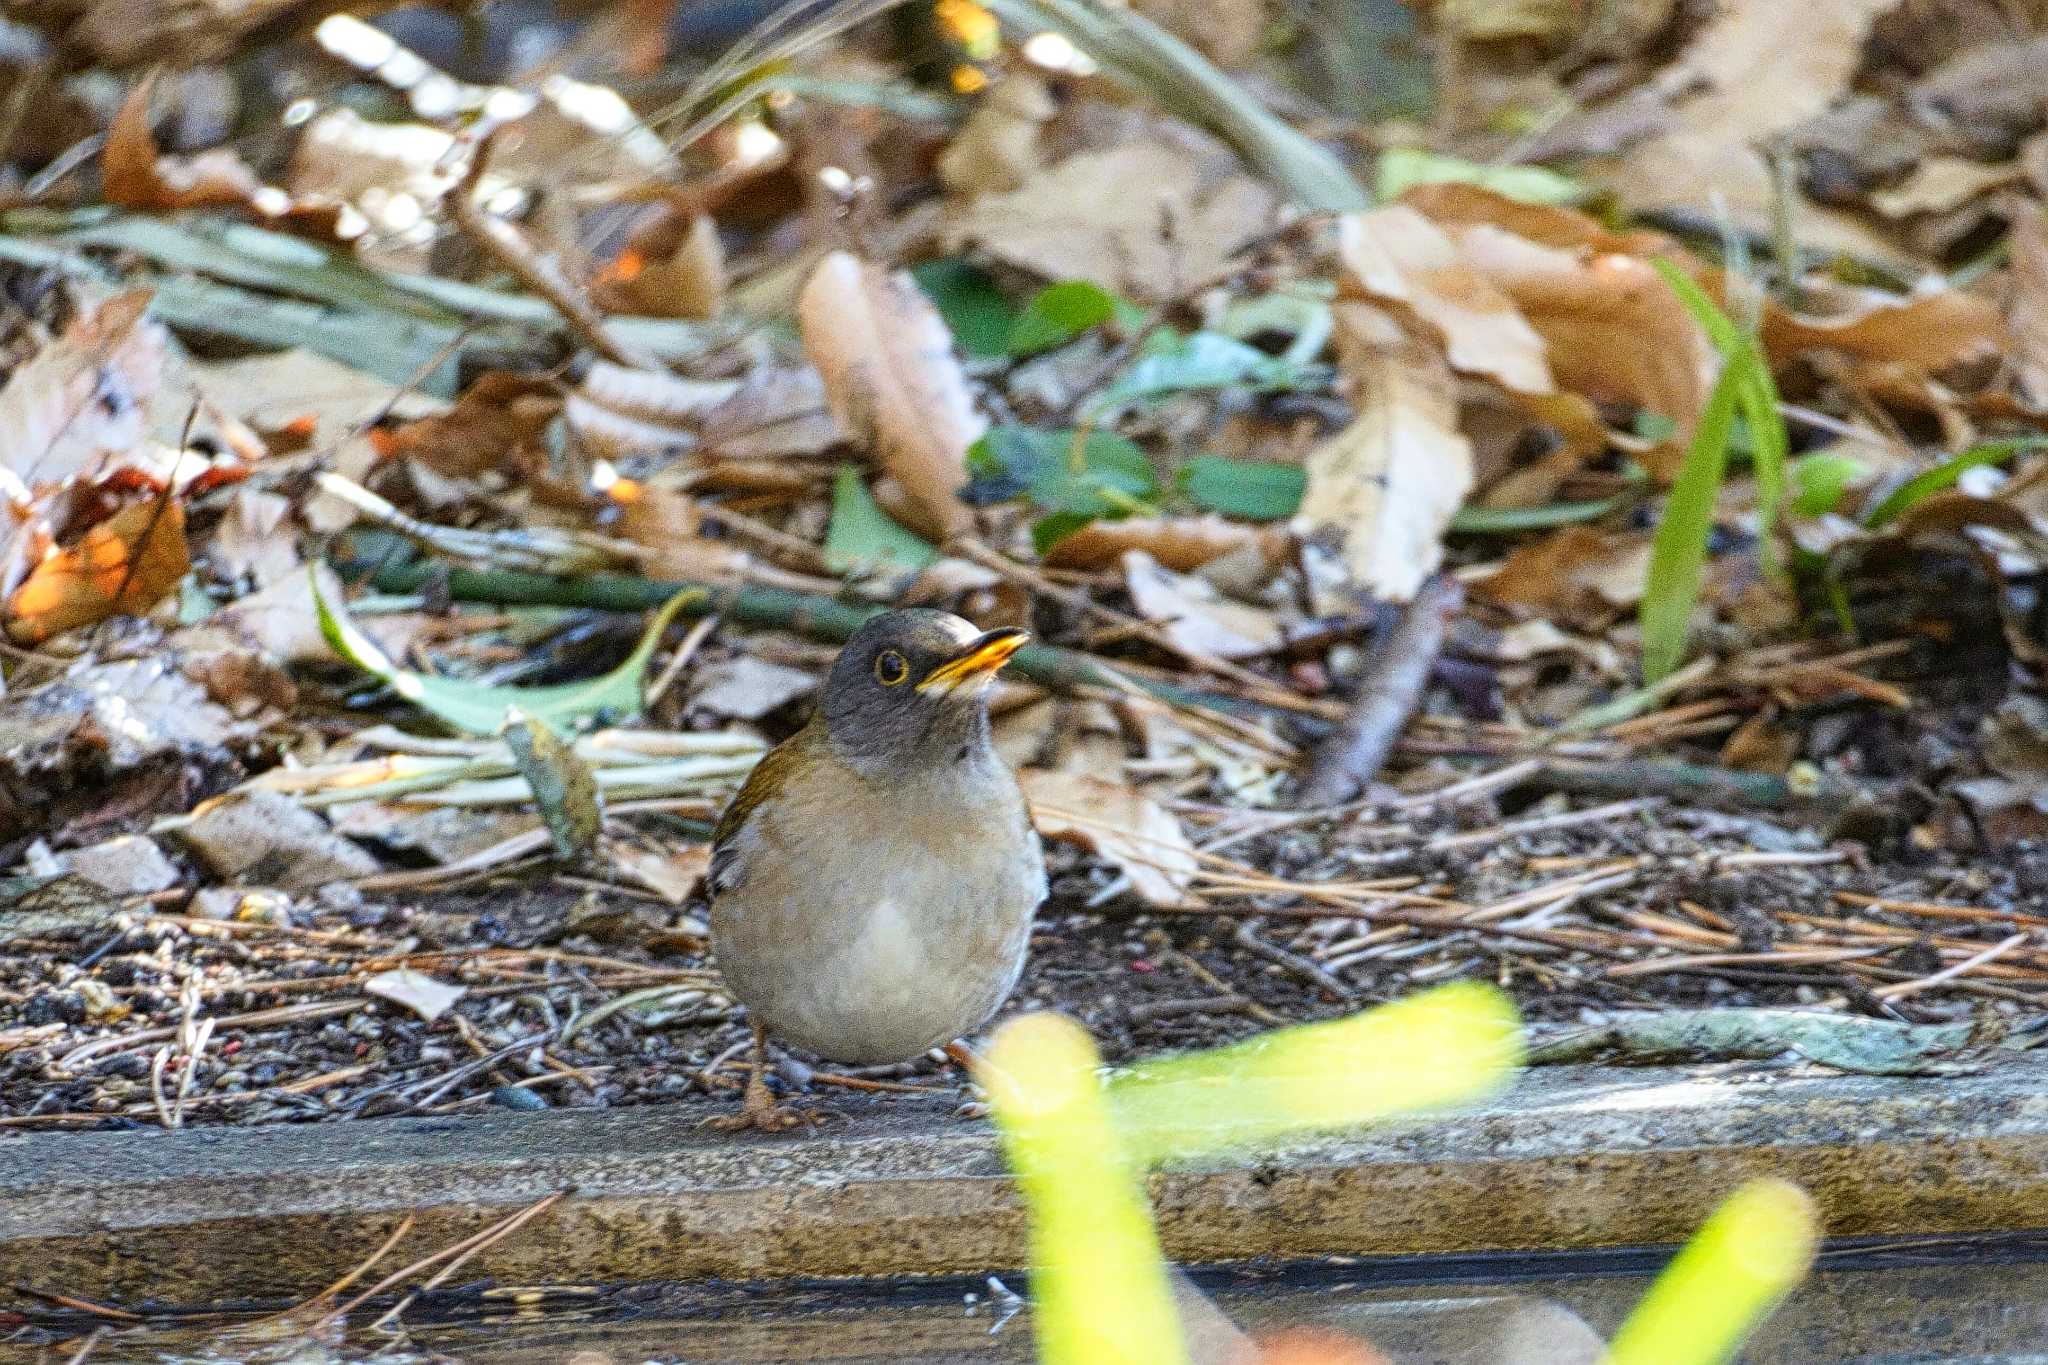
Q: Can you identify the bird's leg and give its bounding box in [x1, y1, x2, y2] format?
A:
[703, 1021, 826, 1133]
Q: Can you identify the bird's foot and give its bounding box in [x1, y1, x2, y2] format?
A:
[700, 1097, 840, 1133]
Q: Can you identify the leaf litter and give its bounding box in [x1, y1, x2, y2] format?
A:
[0, 0, 2046, 1276]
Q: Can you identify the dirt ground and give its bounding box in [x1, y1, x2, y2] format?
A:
[7, 765, 2043, 1131]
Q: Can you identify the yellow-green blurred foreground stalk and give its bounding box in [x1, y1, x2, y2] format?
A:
[982, 983, 1525, 1365]
[984, 1012, 1187, 1365]
[1603, 1178, 1819, 1365]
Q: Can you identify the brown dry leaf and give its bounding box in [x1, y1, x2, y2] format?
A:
[105, 77, 259, 210]
[1869, 157, 2025, 218]
[0, 289, 164, 492]
[1367, 185, 1712, 473]
[1763, 282, 2008, 376]
[7, 498, 189, 644]
[1398, 183, 1671, 256]
[1454, 236, 1712, 477]
[612, 484, 749, 581]
[698, 366, 845, 462]
[190, 348, 440, 449]
[798, 252, 983, 541]
[1294, 305, 1474, 603]
[210, 487, 298, 590]
[1040, 514, 1282, 572]
[596, 211, 726, 320]
[606, 838, 709, 905]
[105, 78, 354, 235]
[1581, 0, 1911, 264]
[936, 72, 1055, 195]
[567, 363, 739, 463]
[1337, 207, 1553, 394]
[942, 142, 1282, 304]
[380, 373, 560, 480]
[1122, 550, 1282, 659]
[2013, 209, 2048, 409]
[1471, 525, 1653, 627]
[1021, 768, 1199, 908]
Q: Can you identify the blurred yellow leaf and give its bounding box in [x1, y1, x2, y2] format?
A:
[7, 498, 189, 643]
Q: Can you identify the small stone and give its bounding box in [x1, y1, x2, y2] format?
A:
[62, 835, 182, 895]
[490, 1085, 547, 1111]
[176, 788, 382, 891]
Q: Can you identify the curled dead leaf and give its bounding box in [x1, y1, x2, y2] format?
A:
[7, 497, 189, 644]
[798, 252, 983, 541]
[1039, 514, 1283, 573]
[1763, 281, 2008, 376]
[1471, 525, 1653, 627]
[597, 211, 727, 320]
[1294, 305, 1474, 603]
[106, 77, 356, 235]
[0, 288, 164, 493]
[1022, 768, 1200, 908]
[1337, 207, 1553, 394]
[380, 373, 560, 480]
[936, 72, 1055, 196]
[1123, 550, 1282, 659]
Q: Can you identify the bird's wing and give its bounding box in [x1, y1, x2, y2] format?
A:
[708, 734, 807, 899]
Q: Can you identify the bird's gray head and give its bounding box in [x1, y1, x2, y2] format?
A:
[819, 609, 1028, 777]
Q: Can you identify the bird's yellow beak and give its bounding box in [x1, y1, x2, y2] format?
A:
[918, 627, 1029, 694]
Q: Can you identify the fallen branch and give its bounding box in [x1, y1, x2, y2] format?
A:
[341, 554, 1334, 731]
[1298, 573, 1460, 805]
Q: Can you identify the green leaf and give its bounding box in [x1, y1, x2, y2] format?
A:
[1863, 438, 2048, 529]
[823, 465, 939, 576]
[1640, 359, 1743, 683]
[312, 564, 696, 735]
[1178, 455, 1305, 520]
[1787, 452, 1868, 518]
[1448, 495, 1630, 534]
[1006, 280, 1139, 356]
[1375, 147, 1585, 206]
[910, 256, 1016, 358]
[1032, 509, 1098, 555]
[966, 427, 1158, 516]
[1093, 330, 1318, 413]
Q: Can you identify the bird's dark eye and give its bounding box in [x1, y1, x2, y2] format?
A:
[874, 650, 909, 686]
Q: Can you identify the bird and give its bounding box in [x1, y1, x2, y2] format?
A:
[705, 608, 1046, 1131]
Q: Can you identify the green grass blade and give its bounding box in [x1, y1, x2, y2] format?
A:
[1652, 261, 1787, 545]
[1641, 360, 1743, 682]
[1863, 437, 2048, 529]
[1603, 1179, 1818, 1365]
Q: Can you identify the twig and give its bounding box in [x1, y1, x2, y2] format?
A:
[1874, 933, 2032, 1001]
[1300, 573, 1461, 805]
[1232, 917, 1356, 1000]
[449, 129, 656, 369]
[1128, 995, 1255, 1024]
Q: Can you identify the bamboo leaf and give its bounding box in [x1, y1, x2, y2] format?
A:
[312, 564, 695, 735]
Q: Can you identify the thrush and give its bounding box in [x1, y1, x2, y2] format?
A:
[706, 608, 1045, 1130]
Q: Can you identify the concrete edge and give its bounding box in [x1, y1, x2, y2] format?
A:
[5, 1056, 2048, 1302]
